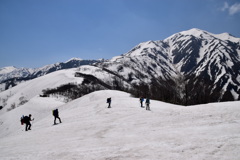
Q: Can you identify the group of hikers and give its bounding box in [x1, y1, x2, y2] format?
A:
[21, 96, 150, 131]
[20, 109, 62, 131]
[107, 96, 150, 110]
[139, 97, 151, 110]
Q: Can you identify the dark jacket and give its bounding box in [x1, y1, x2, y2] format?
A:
[146, 98, 150, 104]
[107, 98, 111, 103]
[24, 116, 31, 124]
[53, 109, 59, 117]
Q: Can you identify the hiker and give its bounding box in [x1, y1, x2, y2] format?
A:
[145, 98, 150, 111]
[107, 97, 111, 108]
[53, 109, 62, 125]
[140, 97, 144, 107]
[24, 114, 34, 131]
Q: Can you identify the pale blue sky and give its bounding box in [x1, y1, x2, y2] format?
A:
[0, 0, 240, 68]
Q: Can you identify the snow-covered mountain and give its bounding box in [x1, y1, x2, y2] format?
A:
[94, 28, 240, 104]
[165, 28, 240, 102]
[1, 28, 239, 104]
[0, 59, 99, 92]
[0, 66, 34, 82]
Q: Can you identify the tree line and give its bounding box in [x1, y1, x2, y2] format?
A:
[41, 72, 237, 106]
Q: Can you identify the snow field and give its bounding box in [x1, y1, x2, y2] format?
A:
[0, 68, 83, 114]
[0, 90, 240, 160]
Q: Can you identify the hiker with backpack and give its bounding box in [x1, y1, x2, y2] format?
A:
[107, 97, 111, 108]
[140, 97, 144, 107]
[53, 109, 62, 125]
[145, 98, 150, 111]
[21, 114, 34, 131]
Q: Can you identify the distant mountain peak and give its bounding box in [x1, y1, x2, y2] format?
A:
[180, 28, 206, 35]
[65, 58, 83, 63]
[0, 66, 18, 74]
[176, 28, 239, 42]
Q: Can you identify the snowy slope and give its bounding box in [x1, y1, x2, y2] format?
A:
[0, 59, 98, 92]
[0, 66, 132, 114]
[101, 40, 177, 83]
[0, 90, 240, 160]
[0, 68, 84, 114]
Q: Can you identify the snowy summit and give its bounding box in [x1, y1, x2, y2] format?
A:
[65, 58, 83, 63]
[0, 66, 17, 74]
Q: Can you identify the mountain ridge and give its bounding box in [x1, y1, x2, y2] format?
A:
[1, 28, 239, 105]
[0, 59, 99, 91]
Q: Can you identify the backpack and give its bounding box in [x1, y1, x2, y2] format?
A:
[52, 110, 56, 116]
[20, 116, 24, 125]
[20, 116, 28, 125]
[146, 98, 150, 104]
[107, 98, 111, 103]
[52, 109, 58, 116]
